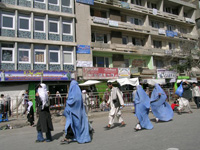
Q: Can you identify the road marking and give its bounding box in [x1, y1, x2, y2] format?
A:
[166, 148, 179, 150]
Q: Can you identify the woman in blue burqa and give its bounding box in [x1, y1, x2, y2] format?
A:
[134, 85, 153, 131]
[61, 80, 91, 144]
[150, 84, 173, 122]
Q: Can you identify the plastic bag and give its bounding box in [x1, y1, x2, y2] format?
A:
[175, 82, 183, 97]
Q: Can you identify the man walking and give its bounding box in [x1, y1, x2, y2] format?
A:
[106, 82, 125, 128]
[192, 82, 200, 109]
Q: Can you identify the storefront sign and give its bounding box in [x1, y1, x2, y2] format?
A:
[109, 20, 118, 27]
[157, 69, 176, 79]
[76, 0, 94, 5]
[0, 71, 72, 81]
[158, 29, 165, 35]
[132, 59, 146, 67]
[166, 30, 175, 37]
[83, 67, 118, 79]
[93, 17, 108, 25]
[118, 68, 130, 78]
[77, 61, 93, 67]
[76, 45, 90, 54]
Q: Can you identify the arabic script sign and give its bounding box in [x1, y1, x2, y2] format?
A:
[0, 71, 71, 81]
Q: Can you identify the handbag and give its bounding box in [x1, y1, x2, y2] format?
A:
[175, 82, 183, 97]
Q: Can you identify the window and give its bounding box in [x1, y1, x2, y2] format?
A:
[34, 45, 46, 64]
[153, 40, 162, 48]
[155, 60, 164, 69]
[18, 15, 30, 31]
[1, 43, 14, 63]
[180, 27, 187, 34]
[62, 20, 72, 35]
[49, 46, 60, 64]
[122, 36, 128, 45]
[167, 25, 175, 31]
[62, 0, 70, 7]
[49, 19, 59, 34]
[132, 38, 144, 46]
[91, 32, 108, 43]
[48, 0, 58, 5]
[169, 42, 175, 50]
[34, 17, 45, 32]
[131, 0, 142, 6]
[91, 9, 107, 18]
[34, 0, 45, 3]
[147, 2, 157, 9]
[93, 56, 109, 67]
[18, 44, 31, 63]
[151, 21, 159, 29]
[130, 17, 142, 26]
[1, 13, 15, 29]
[124, 59, 129, 67]
[63, 47, 73, 64]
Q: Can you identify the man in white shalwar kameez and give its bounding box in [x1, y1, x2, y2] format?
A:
[106, 82, 125, 128]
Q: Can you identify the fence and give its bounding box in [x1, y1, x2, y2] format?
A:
[0, 88, 176, 120]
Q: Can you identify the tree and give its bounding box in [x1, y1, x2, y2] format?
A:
[170, 40, 200, 76]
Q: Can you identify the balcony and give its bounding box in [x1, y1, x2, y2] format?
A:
[91, 16, 150, 34]
[91, 42, 152, 55]
[93, 0, 195, 25]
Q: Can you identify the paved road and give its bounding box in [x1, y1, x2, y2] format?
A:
[0, 104, 200, 150]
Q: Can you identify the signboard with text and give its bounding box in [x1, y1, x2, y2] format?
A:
[76, 45, 90, 54]
[157, 69, 176, 79]
[83, 67, 118, 79]
[118, 68, 130, 78]
[0, 71, 71, 81]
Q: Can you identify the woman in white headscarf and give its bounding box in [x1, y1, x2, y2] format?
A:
[36, 83, 54, 143]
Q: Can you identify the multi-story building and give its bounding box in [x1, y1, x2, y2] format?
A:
[0, 0, 76, 95]
[76, 0, 198, 81]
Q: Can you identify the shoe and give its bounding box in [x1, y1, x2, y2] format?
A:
[46, 139, 52, 142]
[35, 140, 45, 143]
[119, 123, 126, 127]
[60, 138, 70, 144]
[155, 118, 159, 123]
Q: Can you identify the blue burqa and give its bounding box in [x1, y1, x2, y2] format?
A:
[150, 84, 173, 121]
[63, 80, 91, 144]
[134, 85, 153, 130]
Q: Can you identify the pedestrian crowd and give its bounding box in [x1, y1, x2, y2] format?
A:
[0, 80, 199, 144]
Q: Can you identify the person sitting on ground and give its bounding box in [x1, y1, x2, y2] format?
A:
[177, 81, 193, 115]
[171, 100, 179, 111]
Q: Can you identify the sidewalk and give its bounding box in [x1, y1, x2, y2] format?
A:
[0, 106, 134, 130]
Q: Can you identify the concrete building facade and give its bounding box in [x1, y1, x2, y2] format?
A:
[76, 0, 199, 80]
[0, 0, 76, 95]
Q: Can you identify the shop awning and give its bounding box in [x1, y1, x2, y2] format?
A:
[143, 79, 166, 86]
[79, 80, 102, 86]
[107, 78, 139, 86]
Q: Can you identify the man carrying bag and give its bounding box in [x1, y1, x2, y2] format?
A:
[106, 82, 126, 128]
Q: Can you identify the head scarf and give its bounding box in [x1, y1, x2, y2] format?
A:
[38, 83, 48, 109]
[64, 80, 91, 143]
[135, 85, 150, 109]
[27, 101, 33, 113]
[150, 84, 167, 102]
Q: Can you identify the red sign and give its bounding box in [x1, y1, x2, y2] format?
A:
[83, 67, 118, 79]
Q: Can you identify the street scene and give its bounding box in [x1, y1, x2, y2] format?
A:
[0, 105, 200, 150]
[1, 0, 200, 150]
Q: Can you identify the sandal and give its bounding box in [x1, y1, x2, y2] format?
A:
[60, 138, 70, 144]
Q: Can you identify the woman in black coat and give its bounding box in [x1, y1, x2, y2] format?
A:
[36, 83, 54, 143]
